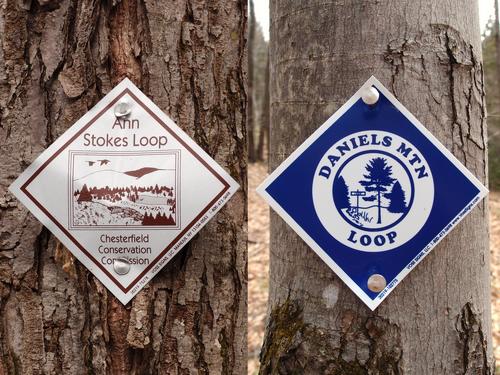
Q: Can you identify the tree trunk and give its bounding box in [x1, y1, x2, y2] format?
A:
[377, 189, 381, 224]
[256, 52, 269, 162]
[0, 1, 247, 374]
[495, 0, 500, 95]
[247, 0, 256, 163]
[261, 1, 493, 374]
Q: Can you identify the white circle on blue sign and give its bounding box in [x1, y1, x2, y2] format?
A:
[312, 130, 434, 252]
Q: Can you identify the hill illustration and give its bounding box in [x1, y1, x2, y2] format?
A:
[72, 166, 177, 227]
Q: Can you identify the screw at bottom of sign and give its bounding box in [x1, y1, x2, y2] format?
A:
[113, 258, 131, 275]
[367, 274, 386, 292]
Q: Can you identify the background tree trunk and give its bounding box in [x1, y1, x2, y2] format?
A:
[260, 0, 494, 374]
[495, 0, 500, 95]
[247, 0, 256, 163]
[256, 53, 269, 162]
[0, 1, 247, 374]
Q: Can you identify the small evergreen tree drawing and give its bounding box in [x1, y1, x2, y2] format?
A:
[77, 184, 93, 202]
[334, 176, 350, 209]
[359, 157, 395, 224]
[142, 212, 152, 225]
[384, 181, 407, 213]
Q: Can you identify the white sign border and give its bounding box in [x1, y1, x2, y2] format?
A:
[256, 76, 488, 310]
[9, 78, 240, 305]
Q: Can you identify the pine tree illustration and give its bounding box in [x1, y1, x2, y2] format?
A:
[142, 212, 151, 225]
[77, 184, 93, 202]
[359, 157, 395, 224]
[384, 181, 407, 213]
[334, 175, 350, 209]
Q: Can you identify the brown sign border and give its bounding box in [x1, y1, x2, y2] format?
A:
[20, 88, 230, 295]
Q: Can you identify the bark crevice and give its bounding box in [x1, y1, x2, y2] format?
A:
[457, 303, 492, 375]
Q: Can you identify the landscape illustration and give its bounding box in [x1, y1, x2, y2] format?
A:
[70, 153, 178, 228]
[334, 156, 411, 229]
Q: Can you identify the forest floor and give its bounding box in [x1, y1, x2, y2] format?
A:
[490, 190, 500, 367]
[247, 162, 500, 374]
[248, 162, 270, 375]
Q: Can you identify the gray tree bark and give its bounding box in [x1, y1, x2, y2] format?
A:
[260, 0, 494, 374]
[495, 0, 500, 95]
[256, 52, 269, 162]
[247, 0, 256, 163]
[0, 0, 247, 374]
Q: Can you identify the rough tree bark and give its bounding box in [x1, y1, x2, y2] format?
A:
[260, 0, 494, 374]
[0, 1, 247, 374]
[247, 0, 256, 163]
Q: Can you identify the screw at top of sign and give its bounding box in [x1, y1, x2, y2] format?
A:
[367, 273, 386, 292]
[113, 257, 131, 275]
[362, 86, 379, 105]
[114, 101, 132, 117]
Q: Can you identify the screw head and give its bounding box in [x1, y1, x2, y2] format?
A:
[114, 101, 131, 117]
[367, 274, 386, 292]
[361, 86, 380, 105]
[113, 257, 131, 275]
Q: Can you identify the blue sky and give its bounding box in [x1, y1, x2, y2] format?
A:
[254, 0, 494, 41]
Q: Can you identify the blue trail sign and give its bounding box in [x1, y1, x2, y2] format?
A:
[257, 76, 488, 310]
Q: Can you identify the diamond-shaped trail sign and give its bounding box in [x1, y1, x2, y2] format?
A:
[257, 76, 487, 310]
[9, 78, 239, 304]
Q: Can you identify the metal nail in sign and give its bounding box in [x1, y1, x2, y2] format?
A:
[257, 76, 487, 310]
[9, 78, 239, 304]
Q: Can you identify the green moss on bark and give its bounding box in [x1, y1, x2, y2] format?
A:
[259, 300, 403, 374]
[259, 298, 304, 374]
